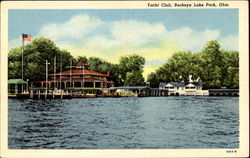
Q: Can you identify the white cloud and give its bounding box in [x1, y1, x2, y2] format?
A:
[9, 14, 237, 53]
[8, 38, 22, 50]
[8, 36, 33, 51]
[219, 35, 238, 51]
[8, 14, 238, 79]
[111, 20, 167, 46]
[39, 15, 104, 41]
[167, 27, 220, 51]
[84, 36, 118, 50]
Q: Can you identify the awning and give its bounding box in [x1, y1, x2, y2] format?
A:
[8, 79, 27, 84]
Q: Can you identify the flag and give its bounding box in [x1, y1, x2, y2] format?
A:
[22, 34, 31, 41]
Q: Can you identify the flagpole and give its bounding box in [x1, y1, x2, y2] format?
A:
[21, 34, 24, 93]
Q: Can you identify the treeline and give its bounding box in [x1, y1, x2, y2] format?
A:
[147, 40, 239, 89]
[8, 38, 238, 89]
[8, 37, 145, 86]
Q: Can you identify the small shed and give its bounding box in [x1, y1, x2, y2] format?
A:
[8, 79, 27, 94]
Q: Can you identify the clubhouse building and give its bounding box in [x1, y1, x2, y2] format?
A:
[31, 60, 114, 90]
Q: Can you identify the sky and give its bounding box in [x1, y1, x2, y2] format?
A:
[8, 9, 239, 78]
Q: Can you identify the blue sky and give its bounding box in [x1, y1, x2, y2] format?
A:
[9, 9, 238, 40]
[8, 9, 239, 78]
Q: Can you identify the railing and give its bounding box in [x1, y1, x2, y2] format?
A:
[49, 77, 108, 81]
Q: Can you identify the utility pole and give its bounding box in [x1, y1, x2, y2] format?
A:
[60, 53, 62, 90]
[54, 56, 56, 89]
[70, 59, 72, 88]
[82, 64, 84, 95]
[46, 60, 50, 98]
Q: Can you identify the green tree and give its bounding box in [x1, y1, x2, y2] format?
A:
[8, 47, 22, 79]
[221, 51, 239, 88]
[147, 51, 202, 88]
[147, 40, 239, 89]
[76, 56, 88, 64]
[200, 40, 224, 89]
[88, 57, 113, 74]
[9, 38, 238, 89]
[109, 64, 123, 87]
[147, 72, 159, 88]
[155, 63, 172, 82]
[8, 37, 74, 81]
[124, 70, 145, 86]
[118, 54, 145, 86]
[167, 51, 202, 82]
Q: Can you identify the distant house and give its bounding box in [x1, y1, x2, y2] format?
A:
[160, 82, 185, 94]
[159, 78, 208, 96]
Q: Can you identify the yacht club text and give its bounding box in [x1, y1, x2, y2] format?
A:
[147, 2, 229, 8]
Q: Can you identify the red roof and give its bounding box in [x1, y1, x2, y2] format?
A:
[49, 78, 109, 82]
[34, 78, 110, 82]
[76, 60, 87, 66]
[49, 69, 111, 77]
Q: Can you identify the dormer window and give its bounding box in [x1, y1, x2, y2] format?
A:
[75, 60, 87, 69]
[76, 65, 85, 69]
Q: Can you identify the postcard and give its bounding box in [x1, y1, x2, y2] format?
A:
[0, 1, 249, 157]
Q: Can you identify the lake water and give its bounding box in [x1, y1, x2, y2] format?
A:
[8, 96, 239, 149]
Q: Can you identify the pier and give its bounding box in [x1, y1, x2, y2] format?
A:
[109, 86, 168, 97]
[208, 89, 239, 96]
[9, 84, 239, 99]
[10, 86, 168, 99]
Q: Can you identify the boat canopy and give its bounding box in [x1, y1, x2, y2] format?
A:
[8, 79, 27, 84]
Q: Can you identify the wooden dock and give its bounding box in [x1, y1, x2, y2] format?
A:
[8, 88, 239, 99]
[208, 89, 239, 96]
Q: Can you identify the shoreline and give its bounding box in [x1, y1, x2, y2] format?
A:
[8, 93, 239, 99]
